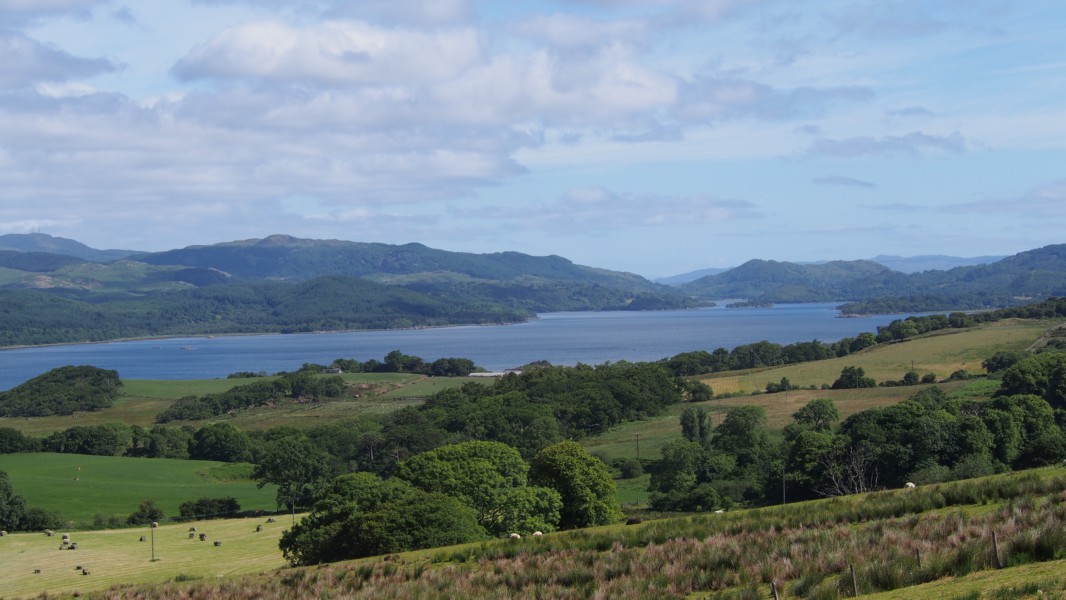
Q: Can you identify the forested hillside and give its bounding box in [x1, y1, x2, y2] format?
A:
[0, 234, 696, 346]
[0, 276, 532, 346]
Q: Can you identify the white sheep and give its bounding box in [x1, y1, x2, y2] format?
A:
[904, 482, 916, 489]
[508, 533, 521, 540]
[532, 531, 543, 536]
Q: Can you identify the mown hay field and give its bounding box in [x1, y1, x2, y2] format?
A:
[702, 318, 1050, 393]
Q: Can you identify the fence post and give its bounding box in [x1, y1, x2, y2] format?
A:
[992, 531, 1003, 569]
[771, 580, 781, 600]
[850, 563, 859, 597]
[915, 548, 922, 568]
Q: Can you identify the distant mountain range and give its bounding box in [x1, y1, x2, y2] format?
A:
[0, 232, 1063, 347]
[677, 245, 1066, 313]
[658, 254, 1006, 284]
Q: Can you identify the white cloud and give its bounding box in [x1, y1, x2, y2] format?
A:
[813, 175, 876, 188]
[174, 20, 483, 86]
[808, 131, 966, 157]
[455, 187, 760, 235]
[951, 179, 1066, 218]
[0, 31, 114, 89]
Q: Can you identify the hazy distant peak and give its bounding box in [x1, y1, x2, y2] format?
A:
[0, 233, 139, 262]
[869, 254, 1006, 273]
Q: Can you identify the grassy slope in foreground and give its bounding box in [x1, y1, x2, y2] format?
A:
[0, 453, 277, 525]
[16, 465, 1062, 600]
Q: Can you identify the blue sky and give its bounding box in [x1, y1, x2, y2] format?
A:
[1, 0, 1064, 278]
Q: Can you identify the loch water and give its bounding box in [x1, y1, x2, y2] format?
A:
[0, 303, 906, 390]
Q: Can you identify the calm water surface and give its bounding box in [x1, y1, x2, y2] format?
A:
[0, 304, 903, 390]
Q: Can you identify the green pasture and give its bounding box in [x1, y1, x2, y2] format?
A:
[0, 514, 292, 600]
[0, 453, 277, 527]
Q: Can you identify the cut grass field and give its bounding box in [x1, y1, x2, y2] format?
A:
[702, 318, 1051, 394]
[0, 453, 277, 526]
[0, 513, 292, 600]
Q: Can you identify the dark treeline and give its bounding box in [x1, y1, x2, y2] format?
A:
[0, 366, 122, 417]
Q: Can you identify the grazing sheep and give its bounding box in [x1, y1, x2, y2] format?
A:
[905, 482, 917, 489]
[266, 518, 276, 523]
[508, 533, 521, 540]
[255, 525, 263, 532]
[62, 533, 70, 541]
[199, 533, 207, 541]
[189, 532, 195, 539]
[532, 531, 543, 536]
[714, 509, 726, 514]
[82, 569, 90, 576]
[189, 527, 196, 532]
[34, 569, 41, 574]
[214, 541, 222, 547]
[44, 530, 54, 537]
[1, 530, 7, 536]
[139, 536, 146, 542]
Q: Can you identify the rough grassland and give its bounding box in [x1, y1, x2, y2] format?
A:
[0, 453, 277, 526]
[0, 514, 291, 600]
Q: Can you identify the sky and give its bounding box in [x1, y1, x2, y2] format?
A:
[1, 1, 1064, 278]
